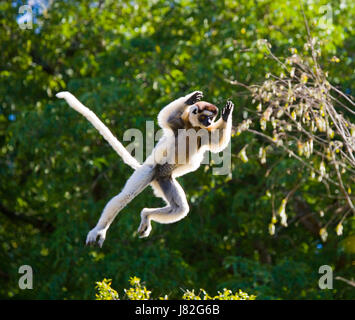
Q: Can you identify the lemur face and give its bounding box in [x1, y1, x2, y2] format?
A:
[189, 101, 218, 128]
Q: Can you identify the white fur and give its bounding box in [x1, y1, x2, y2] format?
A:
[57, 91, 233, 245]
[157, 93, 190, 133]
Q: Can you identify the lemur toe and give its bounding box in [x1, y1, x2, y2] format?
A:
[86, 227, 106, 247]
[138, 223, 151, 238]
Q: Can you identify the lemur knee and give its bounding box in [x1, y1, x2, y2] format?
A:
[172, 202, 189, 217]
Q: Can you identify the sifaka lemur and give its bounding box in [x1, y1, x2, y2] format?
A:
[56, 91, 234, 247]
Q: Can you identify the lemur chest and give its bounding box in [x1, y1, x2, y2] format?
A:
[172, 127, 212, 164]
[152, 128, 209, 178]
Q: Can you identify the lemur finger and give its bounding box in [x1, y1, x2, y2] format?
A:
[222, 101, 234, 121]
[226, 100, 234, 109]
[189, 91, 203, 104]
[195, 91, 203, 99]
[185, 91, 203, 105]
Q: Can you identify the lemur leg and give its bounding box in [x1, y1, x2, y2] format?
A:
[138, 178, 189, 238]
[86, 164, 155, 247]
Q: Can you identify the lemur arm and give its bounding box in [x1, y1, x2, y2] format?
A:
[208, 100, 234, 153]
[158, 91, 203, 131]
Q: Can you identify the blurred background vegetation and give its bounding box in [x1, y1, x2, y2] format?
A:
[0, 0, 354, 299]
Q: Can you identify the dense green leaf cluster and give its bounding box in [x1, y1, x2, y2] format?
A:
[0, 0, 354, 299]
[95, 276, 256, 300]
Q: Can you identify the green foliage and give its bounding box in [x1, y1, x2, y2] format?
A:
[95, 278, 119, 300]
[95, 276, 255, 300]
[0, 0, 354, 300]
[124, 276, 152, 300]
[181, 288, 256, 300]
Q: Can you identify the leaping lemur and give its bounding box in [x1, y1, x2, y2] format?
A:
[56, 91, 234, 247]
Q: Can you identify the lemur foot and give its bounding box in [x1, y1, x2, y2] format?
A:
[137, 218, 152, 238]
[222, 100, 234, 121]
[86, 226, 107, 248]
[185, 91, 203, 105]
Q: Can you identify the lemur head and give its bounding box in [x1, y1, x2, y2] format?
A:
[188, 101, 218, 128]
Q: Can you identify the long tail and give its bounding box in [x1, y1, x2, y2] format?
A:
[56, 91, 141, 170]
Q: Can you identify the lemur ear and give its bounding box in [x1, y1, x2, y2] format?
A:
[192, 106, 198, 114]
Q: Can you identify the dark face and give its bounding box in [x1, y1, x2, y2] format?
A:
[197, 113, 214, 127]
[193, 101, 218, 127]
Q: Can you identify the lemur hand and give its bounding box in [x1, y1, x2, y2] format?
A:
[185, 91, 203, 105]
[222, 100, 234, 121]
